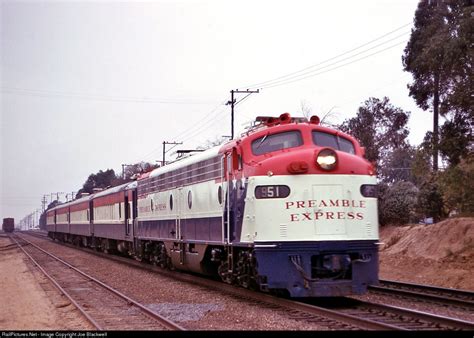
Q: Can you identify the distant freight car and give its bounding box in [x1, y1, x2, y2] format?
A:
[2, 218, 14, 233]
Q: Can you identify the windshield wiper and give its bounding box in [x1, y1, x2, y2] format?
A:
[255, 133, 269, 150]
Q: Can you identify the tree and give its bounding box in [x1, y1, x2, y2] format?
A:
[197, 136, 228, 151]
[75, 162, 158, 200]
[76, 169, 118, 198]
[415, 174, 446, 222]
[439, 154, 474, 215]
[378, 181, 418, 226]
[402, 0, 473, 171]
[410, 146, 433, 186]
[300, 99, 313, 119]
[379, 146, 417, 184]
[339, 97, 411, 181]
[121, 162, 159, 181]
[300, 99, 339, 127]
[438, 112, 472, 166]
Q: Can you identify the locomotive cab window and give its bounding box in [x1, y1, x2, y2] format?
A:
[251, 131, 303, 156]
[312, 131, 355, 154]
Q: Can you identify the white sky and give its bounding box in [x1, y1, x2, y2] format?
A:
[1, 0, 431, 223]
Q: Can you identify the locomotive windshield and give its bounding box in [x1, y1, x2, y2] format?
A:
[312, 131, 355, 154]
[252, 131, 303, 155]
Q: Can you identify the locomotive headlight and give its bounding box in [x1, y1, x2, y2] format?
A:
[316, 148, 337, 170]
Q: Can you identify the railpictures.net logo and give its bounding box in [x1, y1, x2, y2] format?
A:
[1, 333, 107, 338]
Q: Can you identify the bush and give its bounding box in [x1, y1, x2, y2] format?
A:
[378, 181, 418, 226]
[439, 155, 474, 215]
[415, 176, 446, 222]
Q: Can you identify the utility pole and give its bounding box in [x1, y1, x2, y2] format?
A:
[226, 89, 259, 139]
[122, 164, 132, 180]
[50, 192, 64, 203]
[42, 195, 48, 212]
[35, 209, 39, 227]
[28, 212, 33, 229]
[65, 192, 76, 201]
[162, 141, 183, 166]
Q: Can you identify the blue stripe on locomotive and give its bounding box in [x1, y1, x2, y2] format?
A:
[137, 217, 223, 242]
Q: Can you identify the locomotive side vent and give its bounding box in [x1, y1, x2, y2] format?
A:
[279, 224, 288, 237]
[366, 223, 373, 236]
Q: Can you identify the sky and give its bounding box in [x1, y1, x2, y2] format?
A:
[1, 0, 432, 224]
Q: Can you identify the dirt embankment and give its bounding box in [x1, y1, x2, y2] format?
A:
[379, 217, 474, 290]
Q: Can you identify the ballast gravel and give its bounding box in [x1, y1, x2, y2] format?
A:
[24, 236, 329, 330]
[147, 303, 223, 322]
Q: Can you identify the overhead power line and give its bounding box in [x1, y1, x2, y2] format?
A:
[168, 99, 229, 141]
[139, 110, 229, 164]
[239, 22, 412, 90]
[226, 89, 260, 139]
[177, 108, 229, 144]
[131, 98, 229, 164]
[132, 23, 413, 159]
[261, 40, 408, 90]
[162, 141, 183, 166]
[137, 26, 411, 161]
[1, 86, 218, 105]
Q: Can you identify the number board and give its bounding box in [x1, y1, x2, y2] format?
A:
[255, 185, 290, 199]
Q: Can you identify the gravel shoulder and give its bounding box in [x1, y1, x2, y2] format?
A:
[0, 235, 92, 330]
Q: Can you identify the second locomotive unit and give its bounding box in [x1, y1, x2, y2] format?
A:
[47, 113, 379, 297]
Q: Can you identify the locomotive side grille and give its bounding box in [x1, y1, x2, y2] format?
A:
[138, 156, 222, 197]
[366, 223, 373, 236]
[279, 224, 287, 237]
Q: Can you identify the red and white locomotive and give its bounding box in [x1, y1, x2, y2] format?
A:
[47, 113, 379, 297]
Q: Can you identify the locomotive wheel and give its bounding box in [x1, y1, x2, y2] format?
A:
[218, 262, 234, 284]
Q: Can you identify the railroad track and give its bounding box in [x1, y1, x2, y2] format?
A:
[23, 230, 49, 238]
[17, 233, 396, 330]
[19, 232, 474, 331]
[310, 298, 474, 331]
[370, 279, 474, 310]
[10, 233, 185, 331]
